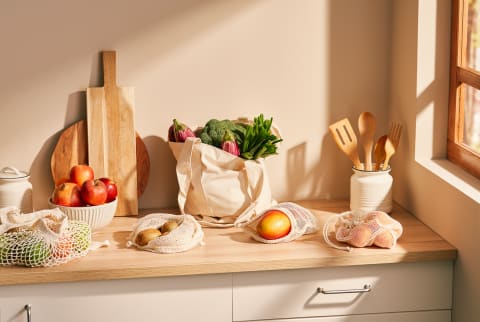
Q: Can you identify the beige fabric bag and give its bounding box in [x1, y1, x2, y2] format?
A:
[169, 138, 276, 227]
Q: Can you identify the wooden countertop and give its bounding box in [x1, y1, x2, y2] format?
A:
[0, 200, 456, 286]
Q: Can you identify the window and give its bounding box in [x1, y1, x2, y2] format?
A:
[449, 0, 480, 179]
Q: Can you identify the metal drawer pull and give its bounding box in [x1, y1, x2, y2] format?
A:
[317, 284, 372, 294]
[24, 304, 32, 322]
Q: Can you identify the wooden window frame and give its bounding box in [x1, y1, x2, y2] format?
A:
[448, 0, 480, 179]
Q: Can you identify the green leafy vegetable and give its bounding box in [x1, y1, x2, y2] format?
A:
[235, 114, 282, 160]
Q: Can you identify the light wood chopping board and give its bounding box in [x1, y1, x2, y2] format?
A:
[86, 51, 138, 216]
[50, 119, 150, 197]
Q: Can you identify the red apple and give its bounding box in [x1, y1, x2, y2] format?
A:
[69, 164, 94, 186]
[81, 179, 107, 206]
[98, 177, 118, 202]
[51, 182, 83, 207]
[256, 210, 291, 240]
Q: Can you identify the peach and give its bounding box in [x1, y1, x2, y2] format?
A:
[256, 210, 291, 240]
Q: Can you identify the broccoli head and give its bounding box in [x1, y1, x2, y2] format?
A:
[199, 119, 245, 147]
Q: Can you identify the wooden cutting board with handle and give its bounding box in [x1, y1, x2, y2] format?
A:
[86, 51, 138, 215]
[50, 119, 150, 198]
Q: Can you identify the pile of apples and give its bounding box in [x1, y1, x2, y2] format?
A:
[51, 165, 118, 207]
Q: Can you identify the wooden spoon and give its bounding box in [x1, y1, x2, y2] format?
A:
[382, 137, 396, 170]
[374, 135, 387, 171]
[358, 112, 376, 171]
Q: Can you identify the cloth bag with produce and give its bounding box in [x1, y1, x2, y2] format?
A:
[0, 206, 91, 267]
[169, 115, 282, 227]
[241, 202, 319, 244]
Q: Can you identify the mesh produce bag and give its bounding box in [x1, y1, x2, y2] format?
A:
[0, 206, 91, 267]
[323, 210, 403, 251]
[127, 213, 204, 253]
[241, 202, 319, 244]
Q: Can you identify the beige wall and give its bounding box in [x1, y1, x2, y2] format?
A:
[0, 0, 391, 209]
[3, 1, 479, 322]
[391, 1, 480, 322]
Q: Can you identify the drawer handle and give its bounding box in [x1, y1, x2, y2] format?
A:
[24, 304, 32, 322]
[317, 284, 372, 294]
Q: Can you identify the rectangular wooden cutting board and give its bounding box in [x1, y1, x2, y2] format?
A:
[87, 51, 138, 216]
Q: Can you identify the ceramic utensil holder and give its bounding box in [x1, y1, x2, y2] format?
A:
[0, 166, 33, 213]
[350, 165, 392, 213]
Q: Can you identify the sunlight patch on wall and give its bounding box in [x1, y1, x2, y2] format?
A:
[416, 0, 437, 97]
[415, 102, 435, 160]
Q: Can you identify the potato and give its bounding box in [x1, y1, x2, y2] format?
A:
[160, 221, 179, 235]
[135, 228, 161, 246]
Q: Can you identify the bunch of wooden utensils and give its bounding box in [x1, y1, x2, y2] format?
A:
[328, 112, 402, 171]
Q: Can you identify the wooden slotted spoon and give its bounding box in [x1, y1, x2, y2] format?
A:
[328, 118, 363, 170]
[358, 112, 376, 171]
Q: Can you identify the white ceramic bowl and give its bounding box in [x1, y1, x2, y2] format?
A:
[48, 198, 117, 230]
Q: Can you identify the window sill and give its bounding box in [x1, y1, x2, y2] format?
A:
[416, 158, 480, 204]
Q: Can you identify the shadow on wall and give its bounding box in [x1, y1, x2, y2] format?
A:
[285, 0, 392, 202]
[139, 136, 179, 209]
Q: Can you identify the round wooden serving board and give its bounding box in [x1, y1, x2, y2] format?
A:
[51, 119, 150, 197]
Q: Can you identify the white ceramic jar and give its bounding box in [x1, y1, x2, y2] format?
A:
[0, 166, 33, 213]
[350, 166, 392, 213]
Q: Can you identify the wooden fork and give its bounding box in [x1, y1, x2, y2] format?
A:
[329, 118, 363, 170]
[381, 122, 402, 170]
[388, 122, 403, 150]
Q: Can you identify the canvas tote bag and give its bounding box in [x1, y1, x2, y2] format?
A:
[169, 138, 276, 227]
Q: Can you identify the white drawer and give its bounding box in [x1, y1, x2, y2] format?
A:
[0, 274, 232, 322]
[243, 310, 451, 322]
[233, 261, 452, 321]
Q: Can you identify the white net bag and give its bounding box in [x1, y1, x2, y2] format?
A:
[127, 213, 204, 253]
[323, 210, 403, 251]
[0, 206, 91, 267]
[241, 202, 319, 244]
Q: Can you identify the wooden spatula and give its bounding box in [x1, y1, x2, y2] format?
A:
[329, 118, 363, 170]
[87, 51, 138, 216]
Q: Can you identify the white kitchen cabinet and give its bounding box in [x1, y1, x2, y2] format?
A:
[233, 261, 453, 322]
[241, 310, 451, 322]
[0, 273, 232, 322]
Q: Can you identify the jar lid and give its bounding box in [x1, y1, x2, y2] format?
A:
[0, 166, 29, 179]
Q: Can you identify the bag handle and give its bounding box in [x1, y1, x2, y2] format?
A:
[234, 158, 271, 226]
[176, 138, 197, 215]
